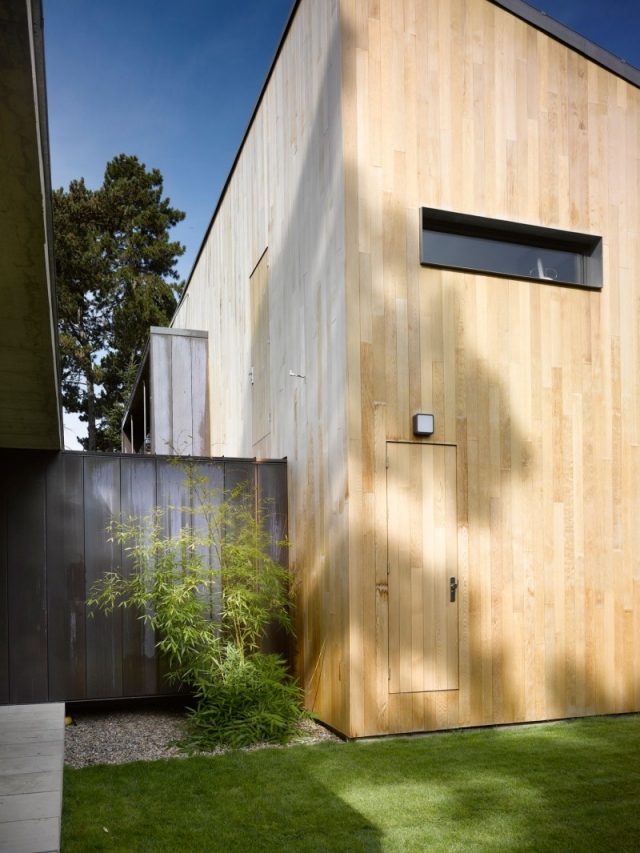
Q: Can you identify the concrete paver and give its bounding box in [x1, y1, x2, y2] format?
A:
[0, 704, 64, 853]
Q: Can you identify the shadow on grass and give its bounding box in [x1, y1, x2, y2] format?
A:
[62, 715, 640, 852]
[336, 716, 640, 851]
[62, 745, 383, 853]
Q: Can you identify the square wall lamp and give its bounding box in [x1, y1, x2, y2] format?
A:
[412, 413, 435, 436]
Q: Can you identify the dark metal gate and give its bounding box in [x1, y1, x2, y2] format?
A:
[0, 450, 288, 704]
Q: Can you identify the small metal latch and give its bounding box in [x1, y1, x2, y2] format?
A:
[450, 576, 458, 602]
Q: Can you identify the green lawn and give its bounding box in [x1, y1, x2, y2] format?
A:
[62, 715, 640, 852]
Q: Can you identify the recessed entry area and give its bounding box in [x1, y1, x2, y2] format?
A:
[420, 207, 603, 289]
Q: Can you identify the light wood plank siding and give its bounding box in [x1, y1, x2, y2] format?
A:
[342, 0, 640, 735]
[173, 0, 350, 730]
[387, 442, 459, 694]
[250, 250, 272, 451]
[174, 0, 640, 737]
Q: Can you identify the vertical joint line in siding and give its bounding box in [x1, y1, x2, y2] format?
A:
[2, 464, 9, 702]
[45, 455, 50, 702]
[190, 340, 196, 455]
[82, 455, 88, 697]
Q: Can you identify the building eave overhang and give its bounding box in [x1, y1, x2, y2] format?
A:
[0, 0, 63, 450]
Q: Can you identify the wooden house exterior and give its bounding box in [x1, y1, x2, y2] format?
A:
[121, 327, 209, 456]
[172, 0, 640, 737]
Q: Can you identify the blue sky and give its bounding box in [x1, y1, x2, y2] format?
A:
[43, 0, 638, 446]
[45, 0, 640, 282]
[45, 0, 292, 285]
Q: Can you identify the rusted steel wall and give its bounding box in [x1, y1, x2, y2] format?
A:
[0, 450, 288, 704]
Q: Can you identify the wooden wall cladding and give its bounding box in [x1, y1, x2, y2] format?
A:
[168, 0, 638, 737]
[173, 0, 351, 733]
[149, 328, 209, 457]
[0, 450, 288, 704]
[341, 0, 640, 735]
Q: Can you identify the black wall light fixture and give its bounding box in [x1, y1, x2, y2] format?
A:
[413, 413, 435, 436]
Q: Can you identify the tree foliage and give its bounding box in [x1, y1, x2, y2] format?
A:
[88, 466, 303, 748]
[53, 154, 185, 450]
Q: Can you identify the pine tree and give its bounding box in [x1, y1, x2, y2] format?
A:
[53, 155, 185, 450]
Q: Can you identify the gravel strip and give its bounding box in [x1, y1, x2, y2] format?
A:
[64, 708, 341, 768]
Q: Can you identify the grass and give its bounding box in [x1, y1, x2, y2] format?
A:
[62, 715, 640, 852]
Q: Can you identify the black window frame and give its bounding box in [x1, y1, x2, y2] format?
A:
[420, 207, 603, 289]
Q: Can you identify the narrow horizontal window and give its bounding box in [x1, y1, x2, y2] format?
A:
[420, 208, 602, 289]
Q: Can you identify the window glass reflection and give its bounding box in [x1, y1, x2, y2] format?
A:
[422, 231, 583, 284]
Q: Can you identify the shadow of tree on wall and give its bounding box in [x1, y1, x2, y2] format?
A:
[229, 0, 637, 746]
[355, 194, 625, 735]
[233, 2, 352, 733]
[156, 4, 637, 764]
[336, 0, 635, 740]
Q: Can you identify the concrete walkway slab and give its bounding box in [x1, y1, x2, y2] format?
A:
[0, 703, 64, 853]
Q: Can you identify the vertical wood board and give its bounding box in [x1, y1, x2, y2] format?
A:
[150, 332, 172, 454]
[387, 442, 459, 694]
[250, 250, 271, 448]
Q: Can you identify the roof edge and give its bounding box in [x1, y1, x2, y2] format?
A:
[490, 0, 640, 88]
[172, 0, 303, 319]
[174, 0, 639, 321]
[30, 0, 64, 448]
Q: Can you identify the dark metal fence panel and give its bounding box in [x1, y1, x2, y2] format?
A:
[84, 455, 123, 699]
[46, 452, 86, 701]
[7, 452, 49, 703]
[120, 455, 163, 697]
[257, 462, 291, 661]
[0, 450, 288, 704]
[0, 455, 9, 704]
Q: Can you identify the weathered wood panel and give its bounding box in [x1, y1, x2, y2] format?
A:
[145, 328, 209, 457]
[190, 334, 210, 455]
[0, 450, 288, 703]
[171, 334, 193, 455]
[150, 331, 172, 454]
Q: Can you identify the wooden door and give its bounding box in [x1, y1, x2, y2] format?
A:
[387, 442, 459, 693]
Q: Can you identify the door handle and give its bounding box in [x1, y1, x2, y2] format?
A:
[450, 577, 458, 602]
